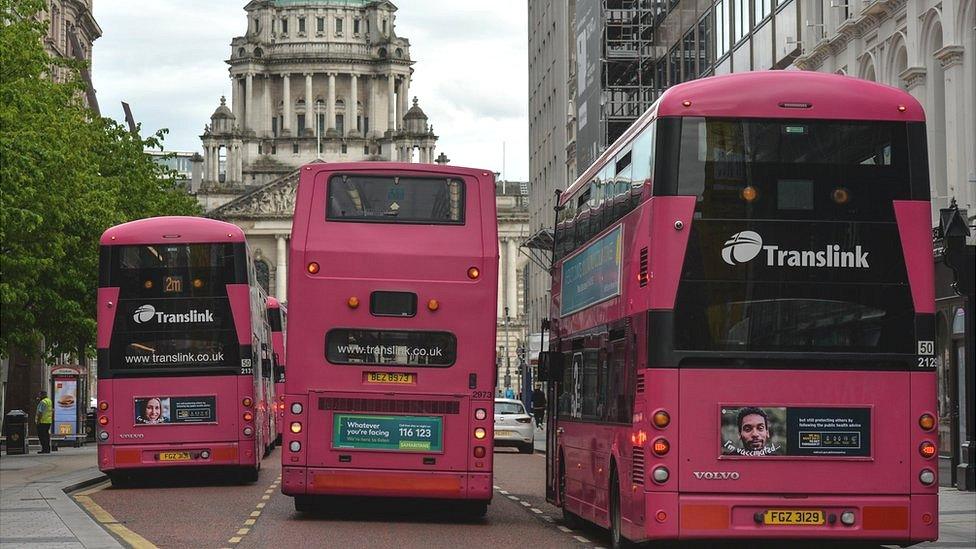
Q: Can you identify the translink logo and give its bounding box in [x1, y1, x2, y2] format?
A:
[721, 231, 870, 269]
[132, 304, 215, 324]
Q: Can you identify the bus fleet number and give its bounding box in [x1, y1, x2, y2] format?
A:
[917, 357, 937, 368]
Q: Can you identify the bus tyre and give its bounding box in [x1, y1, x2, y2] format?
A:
[518, 442, 534, 454]
[294, 496, 313, 513]
[241, 466, 259, 484]
[109, 472, 130, 488]
[559, 455, 584, 529]
[465, 501, 488, 519]
[610, 469, 634, 549]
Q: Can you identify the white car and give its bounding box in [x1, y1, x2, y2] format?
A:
[493, 398, 535, 454]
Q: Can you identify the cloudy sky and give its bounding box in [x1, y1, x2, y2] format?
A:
[91, 1, 529, 181]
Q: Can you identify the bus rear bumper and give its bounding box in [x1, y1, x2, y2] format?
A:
[282, 466, 492, 501]
[98, 442, 253, 471]
[638, 493, 938, 543]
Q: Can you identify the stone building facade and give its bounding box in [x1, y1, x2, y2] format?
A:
[198, 0, 440, 302]
[495, 181, 531, 393]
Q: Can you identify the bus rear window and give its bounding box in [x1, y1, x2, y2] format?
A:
[326, 329, 457, 367]
[107, 244, 242, 298]
[327, 175, 464, 224]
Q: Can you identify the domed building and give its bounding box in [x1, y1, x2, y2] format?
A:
[196, 0, 442, 299]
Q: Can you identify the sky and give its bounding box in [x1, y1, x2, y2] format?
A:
[91, 1, 529, 181]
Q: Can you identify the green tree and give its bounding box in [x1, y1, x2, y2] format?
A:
[0, 0, 201, 357]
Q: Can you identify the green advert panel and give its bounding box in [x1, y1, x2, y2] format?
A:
[333, 414, 443, 452]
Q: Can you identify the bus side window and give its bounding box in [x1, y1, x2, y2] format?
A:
[631, 123, 654, 210]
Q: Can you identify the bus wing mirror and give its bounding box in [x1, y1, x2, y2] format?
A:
[538, 351, 563, 382]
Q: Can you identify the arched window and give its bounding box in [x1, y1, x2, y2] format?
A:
[254, 47, 264, 58]
[255, 260, 271, 294]
[238, 47, 246, 58]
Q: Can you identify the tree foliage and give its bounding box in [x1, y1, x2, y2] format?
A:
[0, 0, 201, 357]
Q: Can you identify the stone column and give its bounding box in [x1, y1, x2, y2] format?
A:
[387, 74, 396, 132]
[231, 75, 242, 127]
[326, 72, 337, 135]
[276, 235, 288, 299]
[366, 75, 376, 137]
[281, 73, 291, 135]
[497, 240, 505, 318]
[347, 74, 358, 136]
[506, 238, 518, 315]
[263, 75, 272, 136]
[937, 47, 966, 203]
[304, 73, 313, 135]
[244, 73, 254, 131]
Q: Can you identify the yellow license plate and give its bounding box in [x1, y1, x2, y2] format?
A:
[365, 372, 415, 384]
[763, 509, 825, 525]
[159, 451, 191, 462]
[494, 430, 515, 437]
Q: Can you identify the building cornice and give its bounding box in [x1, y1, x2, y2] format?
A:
[935, 45, 965, 69]
[899, 66, 926, 90]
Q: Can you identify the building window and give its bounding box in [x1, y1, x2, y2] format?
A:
[317, 17, 324, 33]
[271, 144, 277, 155]
[353, 19, 360, 35]
[755, 0, 772, 23]
[281, 17, 288, 34]
[293, 142, 299, 154]
[297, 114, 306, 133]
[716, 0, 729, 58]
[364, 145, 369, 155]
[272, 117, 278, 137]
[682, 31, 695, 81]
[253, 17, 261, 34]
[363, 116, 369, 133]
[698, 12, 712, 76]
[668, 46, 680, 86]
[382, 20, 387, 34]
[336, 18, 343, 35]
[336, 114, 345, 135]
[733, 0, 749, 43]
[258, 144, 263, 155]
[298, 17, 306, 34]
[341, 143, 348, 154]
[317, 113, 325, 134]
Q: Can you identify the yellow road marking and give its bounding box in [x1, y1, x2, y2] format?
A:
[228, 536, 242, 544]
[250, 511, 261, 517]
[73, 487, 158, 549]
[244, 519, 256, 526]
[74, 481, 111, 497]
[237, 528, 249, 535]
[256, 502, 266, 509]
[261, 495, 271, 500]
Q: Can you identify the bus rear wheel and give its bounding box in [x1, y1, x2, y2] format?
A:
[294, 495, 314, 513]
[240, 466, 259, 484]
[610, 468, 635, 549]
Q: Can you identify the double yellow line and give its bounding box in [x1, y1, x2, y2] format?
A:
[73, 482, 158, 549]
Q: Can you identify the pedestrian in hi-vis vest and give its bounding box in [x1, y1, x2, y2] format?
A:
[35, 390, 53, 454]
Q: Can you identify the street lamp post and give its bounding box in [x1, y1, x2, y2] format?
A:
[503, 306, 511, 390]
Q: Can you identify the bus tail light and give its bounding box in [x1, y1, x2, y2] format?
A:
[98, 401, 109, 411]
[98, 416, 109, 426]
[290, 422, 303, 434]
[919, 413, 936, 431]
[467, 267, 480, 280]
[243, 426, 254, 436]
[242, 397, 253, 407]
[652, 466, 669, 484]
[652, 438, 670, 456]
[291, 403, 303, 415]
[652, 410, 670, 429]
[919, 441, 937, 459]
[289, 441, 302, 452]
[474, 408, 487, 420]
[474, 428, 487, 439]
[243, 412, 253, 422]
[919, 469, 936, 485]
[474, 446, 486, 458]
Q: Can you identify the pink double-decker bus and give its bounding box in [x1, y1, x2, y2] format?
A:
[281, 162, 498, 516]
[96, 216, 276, 484]
[540, 72, 938, 547]
[267, 297, 287, 444]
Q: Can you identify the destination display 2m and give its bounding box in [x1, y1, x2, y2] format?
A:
[561, 225, 622, 316]
[333, 414, 443, 452]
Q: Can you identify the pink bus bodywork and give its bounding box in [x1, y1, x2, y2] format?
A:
[545, 72, 938, 545]
[267, 297, 287, 442]
[281, 163, 498, 514]
[97, 217, 273, 482]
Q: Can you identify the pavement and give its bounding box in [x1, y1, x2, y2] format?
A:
[0, 445, 120, 549]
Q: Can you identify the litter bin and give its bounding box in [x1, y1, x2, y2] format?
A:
[4, 410, 29, 455]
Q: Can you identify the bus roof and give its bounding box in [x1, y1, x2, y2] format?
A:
[296, 161, 494, 182]
[560, 71, 925, 206]
[99, 216, 246, 245]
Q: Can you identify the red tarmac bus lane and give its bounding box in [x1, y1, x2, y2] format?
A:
[87, 450, 284, 548]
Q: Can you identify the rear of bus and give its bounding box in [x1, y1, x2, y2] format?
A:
[97, 217, 268, 482]
[281, 163, 498, 515]
[639, 73, 938, 543]
[268, 297, 287, 443]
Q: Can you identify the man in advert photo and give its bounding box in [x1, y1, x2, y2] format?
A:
[723, 406, 784, 456]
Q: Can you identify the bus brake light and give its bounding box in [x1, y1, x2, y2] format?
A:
[919, 441, 936, 459]
[98, 416, 109, 426]
[243, 412, 253, 422]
